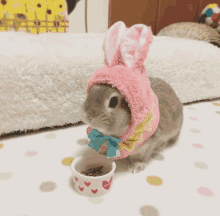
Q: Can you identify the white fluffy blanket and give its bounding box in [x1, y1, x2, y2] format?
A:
[0, 32, 220, 136]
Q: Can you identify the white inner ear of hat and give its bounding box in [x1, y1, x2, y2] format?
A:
[134, 27, 148, 59]
[120, 29, 136, 68]
[121, 27, 149, 67]
[104, 23, 126, 65]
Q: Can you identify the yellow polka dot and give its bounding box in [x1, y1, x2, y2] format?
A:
[62, 157, 74, 166]
[0, 144, 3, 149]
[207, 4, 218, 9]
[147, 176, 163, 186]
[213, 102, 220, 106]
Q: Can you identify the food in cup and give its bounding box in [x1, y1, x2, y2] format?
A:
[81, 166, 104, 177]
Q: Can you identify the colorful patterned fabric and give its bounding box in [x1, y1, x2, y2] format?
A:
[199, 3, 220, 33]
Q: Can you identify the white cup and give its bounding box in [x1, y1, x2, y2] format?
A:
[71, 154, 116, 197]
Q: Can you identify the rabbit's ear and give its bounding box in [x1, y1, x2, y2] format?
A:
[103, 21, 126, 67]
[120, 24, 153, 69]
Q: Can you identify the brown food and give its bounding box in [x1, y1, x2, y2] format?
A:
[81, 166, 104, 177]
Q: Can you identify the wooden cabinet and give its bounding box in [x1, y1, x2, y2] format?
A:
[109, 0, 215, 35]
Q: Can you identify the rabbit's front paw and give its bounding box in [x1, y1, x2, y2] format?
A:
[129, 161, 147, 174]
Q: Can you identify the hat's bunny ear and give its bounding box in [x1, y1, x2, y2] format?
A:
[120, 24, 153, 69]
[103, 21, 126, 67]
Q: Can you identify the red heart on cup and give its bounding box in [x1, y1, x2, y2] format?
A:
[91, 189, 98, 194]
[74, 176, 78, 182]
[79, 186, 84, 192]
[102, 176, 113, 190]
[84, 182, 91, 187]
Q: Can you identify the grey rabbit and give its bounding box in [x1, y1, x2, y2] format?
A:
[81, 78, 183, 174]
[80, 21, 183, 174]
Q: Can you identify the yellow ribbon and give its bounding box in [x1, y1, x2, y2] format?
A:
[117, 101, 158, 152]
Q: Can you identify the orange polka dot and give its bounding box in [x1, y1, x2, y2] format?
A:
[213, 102, 220, 106]
[147, 176, 163, 186]
[62, 157, 74, 166]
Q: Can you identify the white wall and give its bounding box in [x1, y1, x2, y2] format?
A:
[68, 0, 109, 33]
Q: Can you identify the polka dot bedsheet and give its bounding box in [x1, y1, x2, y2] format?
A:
[0, 100, 220, 216]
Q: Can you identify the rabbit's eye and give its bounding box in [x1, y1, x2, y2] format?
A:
[109, 97, 118, 108]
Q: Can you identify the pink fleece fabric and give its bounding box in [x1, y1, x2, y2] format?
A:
[86, 22, 160, 160]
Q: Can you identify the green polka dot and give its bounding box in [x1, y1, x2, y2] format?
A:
[45, 133, 56, 139]
[194, 161, 209, 170]
[39, 181, 56, 192]
[190, 128, 201, 133]
[0, 172, 13, 180]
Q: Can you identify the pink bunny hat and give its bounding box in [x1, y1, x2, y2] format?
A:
[87, 21, 160, 159]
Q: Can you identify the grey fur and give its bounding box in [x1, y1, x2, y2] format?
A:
[81, 77, 183, 174]
[81, 84, 131, 138]
[127, 77, 183, 173]
[157, 22, 220, 47]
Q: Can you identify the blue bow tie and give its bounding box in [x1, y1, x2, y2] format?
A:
[88, 129, 121, 158]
